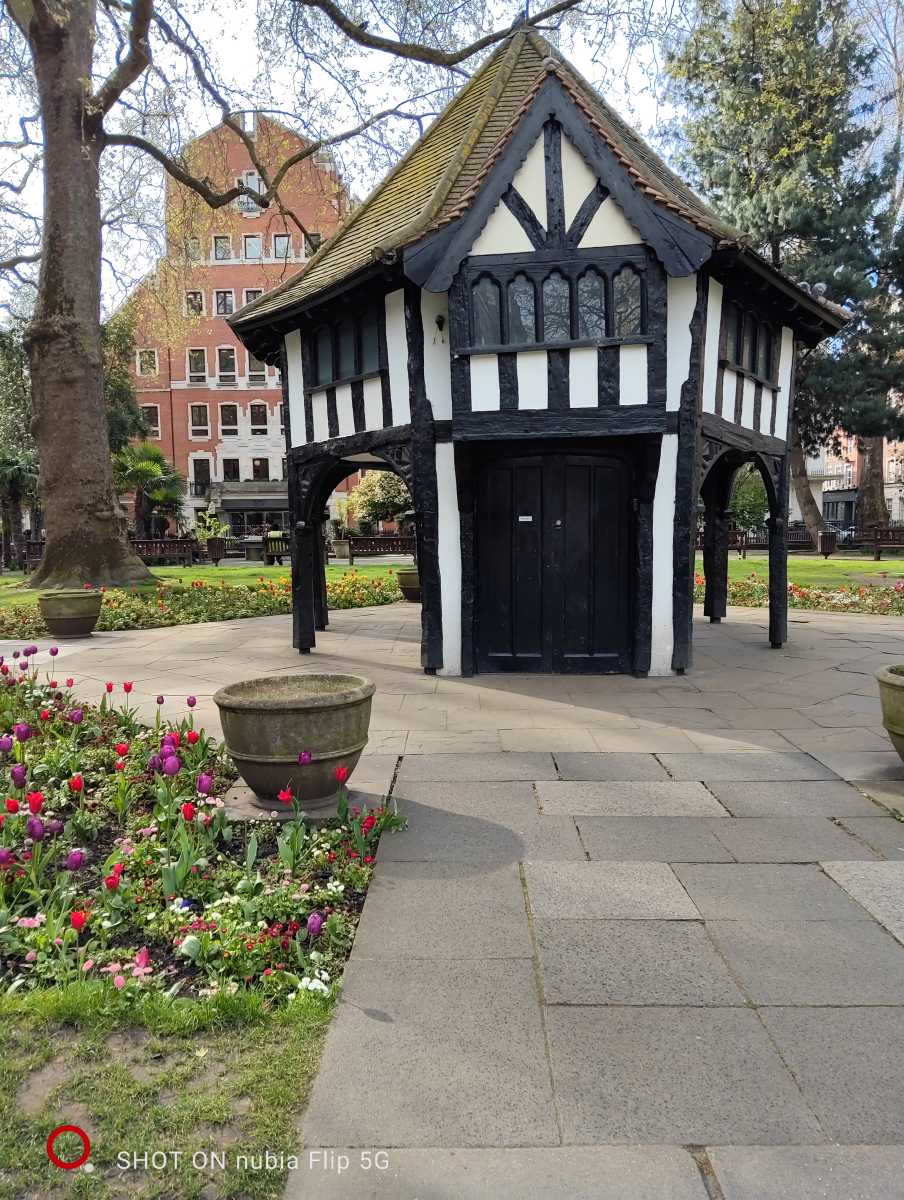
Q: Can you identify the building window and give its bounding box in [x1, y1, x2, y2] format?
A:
[577, 269, 606, 338]
[187, 348, 207, 385]
[219, 403, 238, 436]
[185, 290, 204, 316]
[542, 271, 571, 342]
[185, 237, 201, 261]
[235, 170, 263, 213]
[215, 290, 235, 316]
[472, 277, 501, 347]
[250, 402, 268, 435]
[281, 456, 287, 480]
[361, 310, 380, 373]
[309, 306, 383, 387]
[722, 303, 776, 383]
[612, 266, 643, 337]
[190, 404, 209, 438]
[140, 404, 160, 438]
[304, 231, 322, 256]
[243, 234, 262, 260]
[508, 275, 536, 344]
[244, 288, 263, 307]
[252, 457, 270, 481]
[136, 348, 158, 376]
[337, 319, 356, 378]
[222, 457, 240, 482]
[315, 326, 334, 385]
[213, 235, 232, 260]
[273, 234, 291, 259]
[217, 347, 237, 385]
[248, 353, 267, 385]
[193, 458, 211, 491]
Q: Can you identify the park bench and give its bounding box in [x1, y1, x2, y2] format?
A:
[130, 538, 196, 567]
[859, 527, 904, 560]
[329, 534, 416, 564]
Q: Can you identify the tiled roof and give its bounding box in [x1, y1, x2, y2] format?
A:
[230, 31, 747, 327]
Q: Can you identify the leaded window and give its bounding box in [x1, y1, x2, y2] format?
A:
[723, 302, 776, 383]
[612, 266, 643, 337]
[472, 277, 501, 347]
[308, 305, 383, 389]
[507, 275, 536, 344]
[577, 270, 606, 339]
[542, 272, 571, 341]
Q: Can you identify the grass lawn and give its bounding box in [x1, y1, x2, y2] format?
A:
[0, 563, 401, 611]
[697, 552, 904, 590]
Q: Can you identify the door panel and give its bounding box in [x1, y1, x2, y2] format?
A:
[476, 450, 630, 674]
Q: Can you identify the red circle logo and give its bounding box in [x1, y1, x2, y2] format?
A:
[46, 1125, 91, 1170]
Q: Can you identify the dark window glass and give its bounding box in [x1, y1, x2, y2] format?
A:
[756, 324, 772, 378]
[273, 234, 290, 259]
[507, 275, 535, 344]
[577, 270, 606, 338]
[361, 310, 380, 372]
[213, 236, 231, 260]
[742, 314, 756, 371]
[613, 267, 643, 336]
[220, 404, 238, 431]
[315, 328, 333, 385]
[193, 459, 211, 486]
[249, 403, 268, 434]
[188, 348, 206, 381]
[185, 291, 203, 315]
[472, 277, 501, 347]
[542, 272, 571, 341]
[252, 457, 270, 481]
[223, 458, 240, 482]
[215, 290, 234, 315]
[338, 319, 356, 378]
[725, 303, 742, 363]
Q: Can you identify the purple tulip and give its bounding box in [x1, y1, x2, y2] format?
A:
[49, 646, 58, 657]
[14, 723, 31, 742]
[18, 661, 27, 671]
[67, 709, 83, 725]
[26, 645, 38, 656]
[10, 764, 27, 789]
[162, 755, 182, 776]
[0, 848, 14, 868]
[26, 816, 44, 841]
[46, 818, 63, 837]
[306, 911, 324, 938]
[12, 650, 19, 659]
[186, 695, 197, 708]
[298, 750, 312, 766]
[66, 849, 86, 870]
[147, 753, 162, 773]
[156, 695, 164, 705]
[0, 736, 12, 754]
[196, 773, 213, 795]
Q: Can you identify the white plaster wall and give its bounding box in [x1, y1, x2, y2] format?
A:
[362, 377, 383, 430]
[510, 134, 547, 224]
[384, 289, 411, 426]
[720, 368, 736, 422]
[335, 382, 355, 437]
[284, 330, 306, 446]
[569, 346, 598, 408]
[775, 326, 794, 441]
[311, 390, 329, 442]
[517, 350, 548, 409]
[666, 276, 696, 413]
[618, 344, 648, 406]
[435, 441, 462, 676]
[579, 198, 642, 248]
[421, 291, 453, 420]
[561, 135, 597, 227]
[760, 389, 774, 436]
[741, 377, 756, 429]
[470, 202, 534, 255]
[650, 432, 678, 676]
[470, 355, 501, 410]
[701, 279, 723, 415]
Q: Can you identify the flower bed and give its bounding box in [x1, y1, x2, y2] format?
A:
[693, 572, 904, 615]
[0, 646, 401, 1004]
[0, 571, 403, 638]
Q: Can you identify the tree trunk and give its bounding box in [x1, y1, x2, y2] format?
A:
[788, 415, 825, 547]
[857, 436, 889, 530]
[21, 1, 151, 590]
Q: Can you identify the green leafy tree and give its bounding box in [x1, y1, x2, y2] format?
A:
[667, 0, 902, 535]
[729, 464, 769, 530]
[0, 447, 38, 563]
[113, 442, 185, 538]
[348, 471, 413, 528]
[102, 310, 149, 453]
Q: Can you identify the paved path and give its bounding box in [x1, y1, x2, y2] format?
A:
[11, 605, 904, 1198]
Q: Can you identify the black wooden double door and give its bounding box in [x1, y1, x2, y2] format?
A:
[476, 451, 631, 673]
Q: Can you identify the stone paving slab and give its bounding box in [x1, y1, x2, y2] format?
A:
[706, 921, 904, 1005]
[546, 1007, 824, 1144]
[807, 751, 904, 781]
[761, 1007, 904, 1143]
[657, 752, 839, 782]
[536, 919, 744, 1005]
[525, 862, 700, 920]
[852, 780, 904, 814]
[395, 752, 556, 782]
[286, 1147, 709, 1200]
[709, 1146, 904, 1200]
[537, 780, 729, 817]
[574, 817, 733, 861]
[705, 781, 883, 818]
[838, 817, 904, 859]
[301, 957, 559, 1148]
[674, 865, 872, 922]
[352, 862, 532, 959]
[553, 753, 670, 781]
[821, 861, 904, 942]
[705, 818, 879, 863]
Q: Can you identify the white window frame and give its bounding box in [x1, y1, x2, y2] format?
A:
[136, 348, 158, 376]
[186, 347, 207, 385]
[214, 289, 235, 316]
[189, 403, 210, 440]
[247, 351, 267, 386]
[273, 233, 291, 260]
[185, 237, 202, 261]
[216, 345, 237, 386]
[219, 402, 239, 437]
[212, 235, 232, 260]
[243, 288, 263, 307]
[140, 403, 161, 438]
[249, 402, 269, 435]
[184, 289, 205, 317]
[243, 233, 263, 261]
[235, 170, 263, 214]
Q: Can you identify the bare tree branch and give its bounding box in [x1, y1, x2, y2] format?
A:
[89, 0, 154, 117]
[0, 249, 39, 272]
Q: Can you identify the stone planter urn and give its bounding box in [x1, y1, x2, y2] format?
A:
[876, 665, 904, 759]
[396, 567, 421, 603]
[332, 538, 351, 560]
[38, 589, 103, 638]
[213, 673, 375, 815]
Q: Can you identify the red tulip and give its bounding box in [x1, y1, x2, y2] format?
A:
[114, 759, 125, 771]
[105, 682, 114, 693]
[186, 730, 199, 745]
[5, 798, 18, 814]
[27, 791, 44, 815]
[123, 682, 133, 693]
[39, 710, 49, 722]
[49, 680, 57, 688]
[68, 774, 84, 793]
[65, 678, 74, 688]
[104, 873, 119, 890]
[181, 802, 196, 821]
[277, 788, 293, 804]
[70, 910, 87, 931]
[115, 742, 129, 756]
[335, 766, 349, 784]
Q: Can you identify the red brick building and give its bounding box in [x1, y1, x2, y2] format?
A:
[130, 116, 351, 535]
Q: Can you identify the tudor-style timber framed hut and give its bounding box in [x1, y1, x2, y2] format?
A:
[230, 30, 845, 678]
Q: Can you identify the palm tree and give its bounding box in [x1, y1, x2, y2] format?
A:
[0, 448, 39, 566]
[113, 443, 186, 538]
